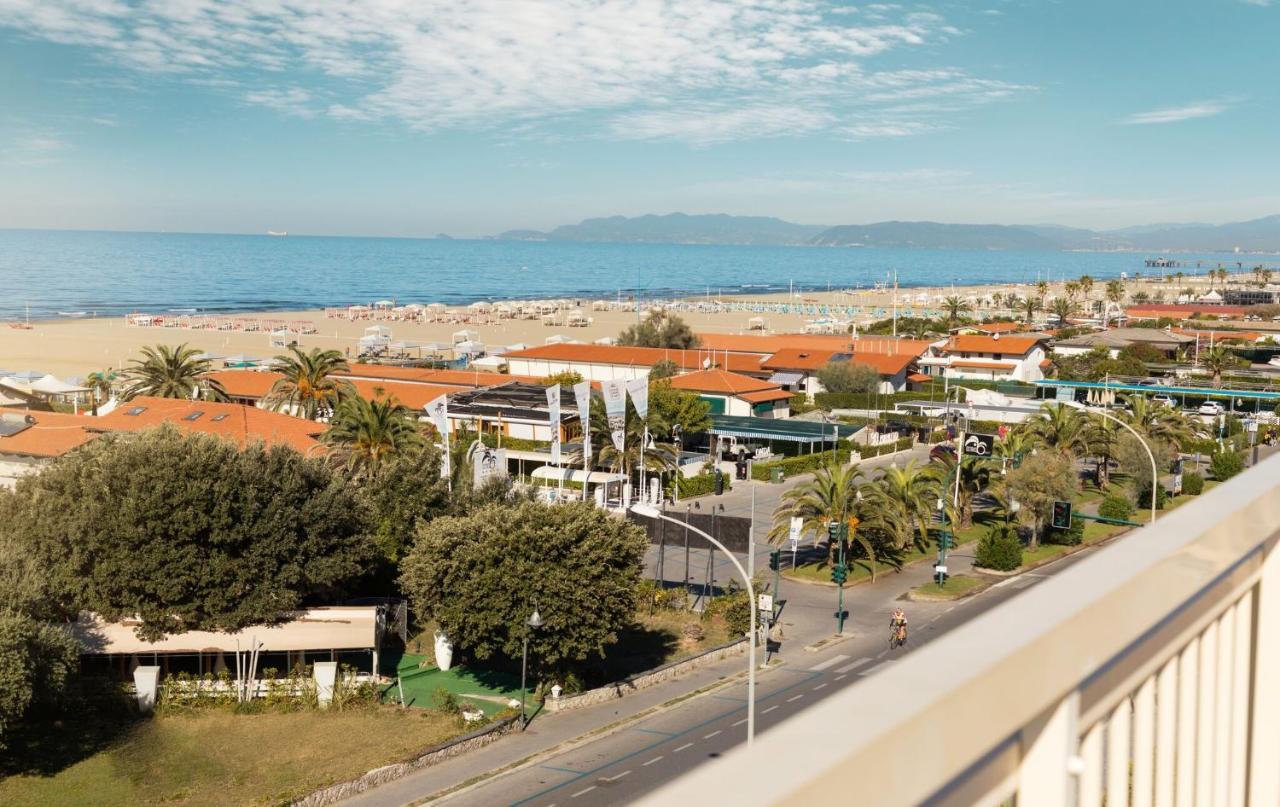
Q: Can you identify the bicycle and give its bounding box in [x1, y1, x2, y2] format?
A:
[889, 623, 908, 650]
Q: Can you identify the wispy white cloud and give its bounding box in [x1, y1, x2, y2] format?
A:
[1240, 0, 1271, 7]
[1122, 99, 1232, 125]
[2, 133, 70, 165]
[0, 0, 1029, 144]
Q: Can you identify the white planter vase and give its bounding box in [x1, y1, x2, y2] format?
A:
[434, 631, 454, 672]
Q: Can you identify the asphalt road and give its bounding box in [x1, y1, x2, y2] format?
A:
[435, 544, 1101, 807]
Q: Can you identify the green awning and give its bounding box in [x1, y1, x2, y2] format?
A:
[709, 414, 861, 444]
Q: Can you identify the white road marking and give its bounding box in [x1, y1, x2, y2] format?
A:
[704, 730, 722, 739]
[571, 786, 597, 798]
[807, 654, 851, 672]
[732, 718, 747, 726]
[835, 657, 872, 674]
[763, 705, 779, 713]
[603, 771, 631, 782]
[833, 674, 847, 681]
[674, 743, 694, 753]
[643, 756, 663, 766]
[812, 683, 828, 691]
[786, 694, 804, 703]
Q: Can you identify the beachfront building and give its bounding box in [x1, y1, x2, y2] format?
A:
[443, 382, 580, 442]
[0, 410, 97, 488]
[759, 348, 917, 396]
[75, 606, 384, 682]
[666, 369, 791, 418]
[503, 343, 764, 382]
[1052, 327, 1195, 359]
[695, 332, 932, 361]
[918, 334, 1050, 383]
[1126, 303, 1250, 322]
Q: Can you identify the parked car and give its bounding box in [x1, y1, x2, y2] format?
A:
[1198, 402, 1226, 416]
[1152, 395, 1176, 408]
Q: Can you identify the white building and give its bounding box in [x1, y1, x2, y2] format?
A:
[918, 334, 1050, 383]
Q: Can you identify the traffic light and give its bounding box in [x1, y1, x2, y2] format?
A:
[1051, 500, 1073, 530]
[831, 564, 847, 585]
[827, 521, 839, 543]
[768, 550, 781, 572]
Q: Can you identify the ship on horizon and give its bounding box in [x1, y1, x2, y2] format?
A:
[267, 230, 287, 237]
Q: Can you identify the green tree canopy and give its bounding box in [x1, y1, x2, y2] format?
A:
[399, 501, 647, 672]
[617, 311, 700, 349]
[541, 370, 585, 387]
[1002, 450, 1079, 549]
[816, 360, 881, 394]
[265, 346, 353, 420]
[323, 394, 425, 479]
[2, 426, 371, 641]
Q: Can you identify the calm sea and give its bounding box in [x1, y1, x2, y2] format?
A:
[0, 228, 1236, 320]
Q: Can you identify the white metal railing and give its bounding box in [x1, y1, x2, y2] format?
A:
[639, 452, 1280, 806]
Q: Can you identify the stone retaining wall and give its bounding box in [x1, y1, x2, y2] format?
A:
[291, 714, 520, 807]
[544, 637, 748, 714]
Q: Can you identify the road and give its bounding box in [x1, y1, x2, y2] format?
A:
[432, 536, 1103, 807]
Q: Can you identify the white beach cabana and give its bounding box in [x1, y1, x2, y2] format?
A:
[452, 329, 478, 345]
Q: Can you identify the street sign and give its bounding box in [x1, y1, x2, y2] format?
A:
[1051, 500, 1073, 530]
[963, 432, 995, 457]
[789, 516, 803, 544]
[788, 535, 800, 553]
[934, 565, 948, 575]
[757, 593, 774, 614]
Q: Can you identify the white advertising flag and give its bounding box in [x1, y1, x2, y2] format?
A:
[602, 379, 629, 452]
[572, 381, 592, 462]
[625, 378, 649, 419]
[546, 385, 562, 465]
[426, 394, 450, 480]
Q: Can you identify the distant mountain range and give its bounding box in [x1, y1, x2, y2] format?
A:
[494, 212, 1280, 253]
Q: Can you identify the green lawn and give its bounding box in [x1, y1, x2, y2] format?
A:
[390, 655, 523, 716]
[909, 574, 989, 601]
[0, 708, 466, 807]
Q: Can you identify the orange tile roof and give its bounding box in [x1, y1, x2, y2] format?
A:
[946, 335, 1045, 355]
[760, 348, 843, 371]
[846, 351, 917, 376]
[667, 369, 779, 395]
[346, 379, 470, 410]
[504, 343, 764, 374]
[907, 372, 932, 383]
[1127, 304, 1249, 318]
[950, 360, 1018, 371]
[91, 397, 326, 452]
[210, 370, 279, 399]
[1172, 328, 1261, 342]
[0, 411, 96, 458]
[738, 388, 794, 404]
[696, 332, 931, 358]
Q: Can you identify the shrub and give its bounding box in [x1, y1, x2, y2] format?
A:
[704, 586, 752, 636]
[816, 360, 881, 394]
[1047, 517, 1084, 547]
[432, 686, 460, 715]
[1210, 450, 1245, 481]
[974, 524, 1022, 571]
[1098, 493, 1134, 522]
[670, 469, 729, 498]
[1137, 483, 1169, 511]
[1182, 471, 1205, 495]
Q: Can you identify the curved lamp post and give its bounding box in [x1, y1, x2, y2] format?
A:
[520, 607, 544, 729]
[631, 502, 757, 746]
[1060, 400, 1158, 524]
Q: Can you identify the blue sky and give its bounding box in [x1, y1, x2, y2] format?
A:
[0, 0, 1276, 237]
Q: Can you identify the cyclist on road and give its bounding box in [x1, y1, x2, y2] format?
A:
[889, 608, 909, 647]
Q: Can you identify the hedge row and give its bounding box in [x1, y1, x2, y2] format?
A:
[749, 436, 915, 481]
[669, 471, 731, 498]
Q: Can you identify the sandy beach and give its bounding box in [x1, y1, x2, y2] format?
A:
[0, 273, 1224, 379]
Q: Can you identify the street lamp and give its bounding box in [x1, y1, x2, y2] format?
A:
[1060, 400, 1158, 524]
[520, 606, 544, 730]
[631, 502, 757, 746]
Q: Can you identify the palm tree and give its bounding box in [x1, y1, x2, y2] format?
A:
[85, 367, 117, 416]
[122, 343, 227, 401]
[861, 461, 941, 552]
[1049, 297, 1076, 326]
[1021, 402, 1090, 455]
[933, 453, 993, 528]
[592, 402, 679, 479]
[323, 395, 424, 478]
[1079, 274, 1094, 299]
[768, 465, 880, 573]
[1201, 345, 1237, 387]
[1105, 279, 1126, 306]
[1035, 280, 1049, 300]
[1121, 394, 1196, 446]
[265, 346, 353, 420]
[1020, 295, 1042, 325]
[941, 295, 972, 329]
[1063, 280, 1081, 301]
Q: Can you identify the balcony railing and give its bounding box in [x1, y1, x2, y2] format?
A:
[640, 452, 1280, 806]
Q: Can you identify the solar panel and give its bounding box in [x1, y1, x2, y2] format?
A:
[125, 406, 147, 416]
[211, 414, 229, 422]
[183, 411, 204, 421]
[0, 419, 32, 438]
